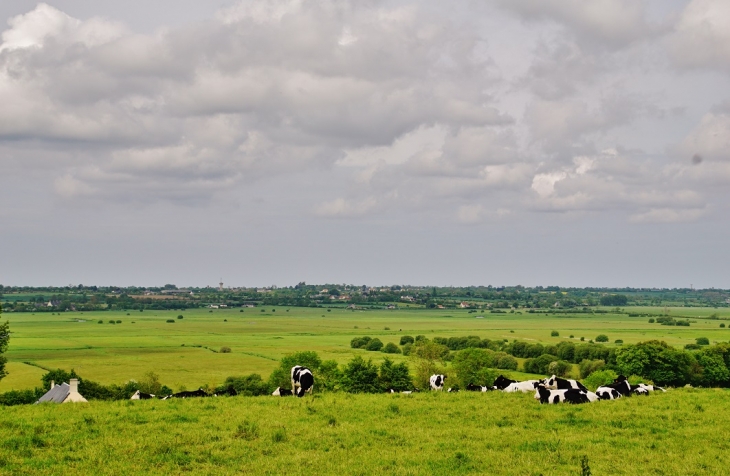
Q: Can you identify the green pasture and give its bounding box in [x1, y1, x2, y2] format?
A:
[2, 307, 730, 392]
[1, 389, 729, 475]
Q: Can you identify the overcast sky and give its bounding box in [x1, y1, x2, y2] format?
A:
[1, 0, 729, 289]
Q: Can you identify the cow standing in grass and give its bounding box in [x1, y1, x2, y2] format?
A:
[291, 366, 314, 397]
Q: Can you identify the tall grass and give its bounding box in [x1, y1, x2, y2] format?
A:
[1, 389, 729, 474]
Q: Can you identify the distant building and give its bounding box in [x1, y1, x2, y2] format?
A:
[36, 379, 87, 404]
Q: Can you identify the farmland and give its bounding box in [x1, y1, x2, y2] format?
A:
[2, 306, 729, 392]
[1, 388, 729, 475]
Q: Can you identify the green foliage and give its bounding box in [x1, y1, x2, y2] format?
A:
[316, 360, 343, 392]
[523, 354, 558, 375]
[220, 346, 232, 353]
[0, 388, 43, 406]
[579, 359, 606, 379]
[350, 336, 372, 349]
[451, 348, 498, 388]
[648, 318, 655, 323]
[595, 334, 609, 343]
[217, 374, 269, 396]
[615, 340, 697, 386]
[582, 369, 618, 390]
[401, 343, 413, 356]
[377, 358, 412, 391]
[547, 360, 572, 377]
[600, 295, 628, 306]
[695, 348, 730, 387]
[166, 319, 175, 323]
[341, 356, 380, 393]
[551, 330, 559, 337]
[399, 335, 414, 345]
[177, 315, 183, 319]
[381, 342, 401, 354]
[365, 338, 384, 351]
[696, 337, 710, 346]
[138, 372, 163, 395]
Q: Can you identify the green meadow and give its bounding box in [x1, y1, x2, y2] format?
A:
[2, 306, 729, 392]
[1, 388, 729, 475]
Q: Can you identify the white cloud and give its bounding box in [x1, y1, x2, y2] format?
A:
[671, 0, 730, 72]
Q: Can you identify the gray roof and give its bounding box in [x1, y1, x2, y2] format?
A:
[36, 383, 70, 403]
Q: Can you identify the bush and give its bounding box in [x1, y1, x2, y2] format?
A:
[600, 295, 628, 306]
[341, 356, 380, 393]
[166, 319, 175, 323]
[97, 320, 103, 324]
[350, 336, 372, 349]
[580, 337, 585, 341]
[548, 360, 572, 377]
[218, 374, 269, 396]
[452, 348, 498, 388]
[578, 359, 605, 379]
[365, 338, 383, 352]
[615, 340, 696, 386]
[523, 354, 558, 375]
[721, 323, 726, 328]
[550, 330, 559, 337]
[583, 369, 618, 390]
[615, 340, 624, 344]
[648, 318, 655, 323]
[116, 320, 121, 324]
[415, 335, 427, 343]
[400, 335, 415, 345]
[401, 343, 413, 356]
[267, 351, 323, 391]
[696, 337, 710, 346]
[595, 334, 609, 343]
[109, 320, 115, 324]
[381, 342, 401, 354]
[494, 353, 518, 370]
[177, 315, 183, 319]
[220, 347, 232, 353]
[0, 389, 44, 406]
[378, 358, 412, 391]
[684, 343, 701, 350]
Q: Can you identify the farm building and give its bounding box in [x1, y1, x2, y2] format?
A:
[36, 379, 88, 404]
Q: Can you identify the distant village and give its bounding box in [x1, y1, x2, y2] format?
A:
[1, 283, 728, 313]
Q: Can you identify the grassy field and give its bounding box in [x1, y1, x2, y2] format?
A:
[2, 306, 730, 392]
[1, 388, 728, 475]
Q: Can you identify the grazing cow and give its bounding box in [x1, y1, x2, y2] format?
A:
[534, 385, 590, 404]
[291, 366, 314, 397]
[429, 374, 447, 391]
[541, 375, 588, 392]
[272, 387, 293, 397]
[595, 386, 622, 400]
[465, 383, 492, 392]
[503, 380, 540, 393]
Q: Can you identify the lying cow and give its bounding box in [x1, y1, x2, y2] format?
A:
[130, 390, 155, 400]
[272, 387, 293, 397]
[291, 366, 314, 397]
[633, 382, 666, 393]
[465, 383, 493, 392]
[492, 375, 539, 393]
[541, 375, 588, 392]
[429, 374, 447, 391]
[595, 386, 622, 400]
[163, 388, 209, 399]
[534, 384, 592, 404]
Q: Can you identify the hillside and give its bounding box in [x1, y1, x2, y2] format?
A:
[1, 389, 729, 475]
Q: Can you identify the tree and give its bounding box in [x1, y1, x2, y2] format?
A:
[381, 342, 401, 354]
[410, 341, 450, 389]
[600, 295, 628, 306]
[341, 356, 380, 393]
[452, 348, 497, 388]
[365, 338, 383, 351]
[400, 335, 415, 345]
[378, 358, 412, 391]
[0, 313, 8, 382]
[615, 340, 696, 386]
[595, 334, 609, 343]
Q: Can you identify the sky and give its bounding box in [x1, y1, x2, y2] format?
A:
[1, 0, 729, 289]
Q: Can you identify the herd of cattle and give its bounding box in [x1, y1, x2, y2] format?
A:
[131, 365, 665, 404]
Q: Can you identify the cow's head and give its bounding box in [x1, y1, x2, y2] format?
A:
[614, 375, 628, 383]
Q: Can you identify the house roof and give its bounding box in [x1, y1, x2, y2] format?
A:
[37, 383, 70, 404]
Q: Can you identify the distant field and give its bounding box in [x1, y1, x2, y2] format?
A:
[1, 388, 729, 474]
[2, 307, 730, 392]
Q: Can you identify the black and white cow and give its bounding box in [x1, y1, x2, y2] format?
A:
[272, 387, 293, 397]
[534, 385, 591, 404]
[466, 383, 493, 392]
[633, 383, 666, 393]
[291, 366, 314, 397]
[429, 374, 447, 391]
[541, 375, 588, 392]
[493, 375, 516, 390]
[604, 375, 633, 396]
[163, 388, 209, 399]
[595, 386, 622, 400]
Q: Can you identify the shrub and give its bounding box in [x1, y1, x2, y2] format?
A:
[400, 335, 415, 345]
[615, 340, 696, 386]
[365, 338, 383, 352]
[523, 354, 558, 375]
[452, 348, 498, 388]
[578, 359, 605, 379]
[138, 371, 163, 395]
[341, 356, 380, 393]
[97, 320, 103, 324]
[267, 351, 323, 391]
[401, 343, 413, 356]
[350, 336, 372, 349]
[583, 369, 618, 390]
[177, 315, 183, 319]
[415, 335, 427, 343]
[595, 334, 609, 343]
[550, 331, 559, 337]
[494, 353, 518, 370]
[580, 337, 585, 341]
[384, 327, 390, 330]
[381, 342, 401, 354]
[615, 340, 624, 344]
[220, 347, 232, 353]
[378, 358, 412, 391]
[721, 323, 726, 328]
[600, 295, 628, 306]
[548, 360, 572, 377]
[648, 318, 655, 323]
[116, 320, 121, 324]
[166, 319, 175, 323]
[696, 337, 710, 346]
[109, 320, 115, 324]
[684, 343, 701, 350]
[218, 374, 269, 396]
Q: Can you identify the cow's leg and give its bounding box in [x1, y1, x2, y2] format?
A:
[291, 378, 297, 395]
